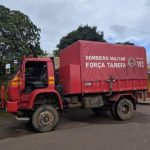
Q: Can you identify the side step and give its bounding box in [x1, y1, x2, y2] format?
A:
[15, 116, 30, 121]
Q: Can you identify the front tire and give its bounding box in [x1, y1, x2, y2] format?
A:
[32, 105, 59, 132]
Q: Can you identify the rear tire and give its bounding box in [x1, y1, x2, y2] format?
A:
[115, 98, 134, 120]
[32, 105, 59, 132]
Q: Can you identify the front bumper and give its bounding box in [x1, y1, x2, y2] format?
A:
[6, 101, 18, 113]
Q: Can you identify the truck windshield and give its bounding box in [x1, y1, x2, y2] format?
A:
[25, 61, 48, 92]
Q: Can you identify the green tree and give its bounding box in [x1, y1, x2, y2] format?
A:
[54, 25, 106, 56]
[0, 5, 43, 74]
[116, 41, 135, 45]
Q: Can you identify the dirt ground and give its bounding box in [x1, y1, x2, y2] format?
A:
[0, 104, 150, 149]
[0, 104, 150, 140]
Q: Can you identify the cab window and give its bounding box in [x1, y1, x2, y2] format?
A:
[25, 61, 48, 92]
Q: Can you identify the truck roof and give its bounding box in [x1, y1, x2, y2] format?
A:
[24, 57, 51, 62]
[61, 40, 145, 52]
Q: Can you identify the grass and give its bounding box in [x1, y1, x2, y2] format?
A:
[0, 109, 11, 118]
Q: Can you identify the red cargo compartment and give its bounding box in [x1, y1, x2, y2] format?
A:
[59, 64, 81, 94]
[59, 40, 147, 95]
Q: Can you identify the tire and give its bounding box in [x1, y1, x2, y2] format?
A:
[32, 105, 59, 132]
[110, 102, 118, 119]
[91, 108, 105, 115]
[115, 98, 134, 121]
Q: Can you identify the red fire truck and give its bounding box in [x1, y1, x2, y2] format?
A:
[0, 40, 148, 132]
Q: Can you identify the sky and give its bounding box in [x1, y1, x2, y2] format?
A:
[1, 0, 150, 62]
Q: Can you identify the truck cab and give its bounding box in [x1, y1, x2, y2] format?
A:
[0, 57, 62, 132]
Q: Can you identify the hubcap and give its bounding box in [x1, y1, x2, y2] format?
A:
[121, 104, 129, 114]
[39, 111, 54, 127]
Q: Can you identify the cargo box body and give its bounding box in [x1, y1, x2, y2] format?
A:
[59, 40, 147, 95]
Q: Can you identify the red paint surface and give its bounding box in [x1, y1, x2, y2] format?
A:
[6, 101, 18, 112]
[59, 40, 147, 95]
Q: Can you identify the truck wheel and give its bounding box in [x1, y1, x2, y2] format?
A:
[32, 105, 59, 132]
[91, 108, 105, 115]
[110, 102, 118, 119]
[115, 98, 134, 121]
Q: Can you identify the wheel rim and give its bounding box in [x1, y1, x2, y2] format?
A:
[121, 104, 130, 115]
[38, 111, 54, 127]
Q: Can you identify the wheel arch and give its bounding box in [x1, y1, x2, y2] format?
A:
[108, 93, 137, 110]
[29, 89, 63, 110]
